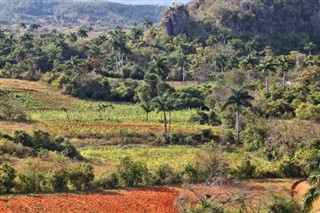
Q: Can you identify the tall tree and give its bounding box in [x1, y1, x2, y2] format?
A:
[222, 88, 254, 145]
[276, 55, 295, 84]
[4, 34, 17, 53]
[239, 54, 259, 71]
[140, 101, 153, 122]
[29, 24, 41, 32]
[77, 28, 88, 38]
[0, 28, 5, 42]
[257, 57, 277, 95]
[143, 18, 153, 29]
[67, 32, 78, 43]
[304, 42, 316, 56]
[151, 92, 175, 144]
[148, 55, 170, 81]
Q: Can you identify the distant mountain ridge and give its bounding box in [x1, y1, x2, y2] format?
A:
[0, 0, 166, 29]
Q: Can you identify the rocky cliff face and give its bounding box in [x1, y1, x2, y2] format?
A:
[162, 0, 320, 39]
[162, 6, 190, 37]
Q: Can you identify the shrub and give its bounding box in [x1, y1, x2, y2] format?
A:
[235, 157, 256, 178]
[279, 158, 304, 178]
[68, 163, 94, 191]
[296, 103, 320, 122]
[155, 164, 175, 185]
[0, 164, 16, 193]
[182, 163, 205, 183]
[170, 132, 186, 145]
[267, 194, 305, 213]
[221, 129, 236, 145]
[0, 139, 32, 158]
[9, 131, 82, 160]
[50, 169, 69, 192]
[13, 130, 33, 147]
[102, 173, 120, 189]
[241, 125, 268, 151]
[118, 157, 150, 187]
[15, 173, 38, 193]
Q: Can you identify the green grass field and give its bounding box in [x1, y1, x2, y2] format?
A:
[81, 145, 201, 172]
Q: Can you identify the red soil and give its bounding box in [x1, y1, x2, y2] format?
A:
[293, 181, 320, 213]
[0, 187, 179, 213]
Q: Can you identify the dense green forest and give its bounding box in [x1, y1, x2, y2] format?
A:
[0, 0, 319, 212]
[0, 0, 165, 30]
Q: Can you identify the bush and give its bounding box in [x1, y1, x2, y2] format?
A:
[118, 157, 150, 187]
[155, 164, 176, 185]
[279, 158, 304, 178]
[221, 129, 236, 145]
[235, 157, 256, 178]
[68, 163, 94, 191]
[0, 139, 32, 158]
[0, 164, 16, 193]
[170, 132, 187, 145]
[50, 169, 69, 192]
[182, 163, 205, 183]
[10, 131, 82, 160]
[99, 173, 120, 189]
[15, 171, 47, 193]
[13, 130, 33, 147]
[267, 194, 305, 213]
[241, 125, 268, 151]
[296, 103, 320, 122]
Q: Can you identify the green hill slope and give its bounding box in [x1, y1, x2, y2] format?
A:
[0, 0, 166, 29]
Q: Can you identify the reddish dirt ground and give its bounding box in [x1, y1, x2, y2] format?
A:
[293, 181, 320, 213]
[0, 187, 179, 213]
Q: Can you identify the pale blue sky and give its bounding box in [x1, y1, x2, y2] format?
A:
[109, 0, 191, 6]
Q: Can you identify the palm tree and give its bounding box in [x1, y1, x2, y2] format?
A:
[143, 18, 153, 29]
[130, 28, 144, 41]
[151, 92, 175, 144]
[239, 54, 259, 71]
[304, 42, 316, 56]
[222, 88, 254, 145]
[176, 54, 190, 82]
[4, 34, 17, 53]
[29, 24, 41, 32]
[148, 55, 170, 81]
[109, 30, 130, 69]
[257, 57, 277, 95]
[19, 23, 27, 30]
[213, 52, 227, 72]
[276, 55, 295, 84]
[303, 155, 320, 211]
[0, 28, 5, 42]
[67, 32, 78, 43]
[77, 28, 88, 38]
[244, 39, 259, 54]
[66, 56, 82, 71]
[140, 101, 153, 122]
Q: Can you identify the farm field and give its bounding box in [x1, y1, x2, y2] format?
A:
[0, 179, 307, 213]
[0, 187, 179, 213]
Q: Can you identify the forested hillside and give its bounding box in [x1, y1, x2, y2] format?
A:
[163, 0, 320, 54]
[0, 0, 165, 29]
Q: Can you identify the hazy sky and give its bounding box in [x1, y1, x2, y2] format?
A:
[109, 0, 191, 6]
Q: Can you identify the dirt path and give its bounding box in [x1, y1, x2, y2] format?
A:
[0, 187, 179, 213]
